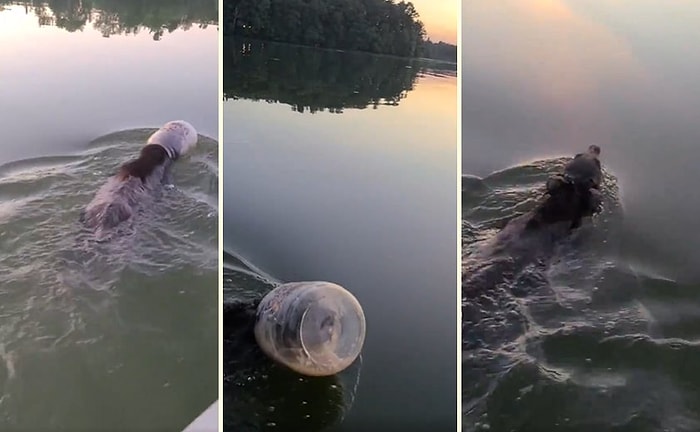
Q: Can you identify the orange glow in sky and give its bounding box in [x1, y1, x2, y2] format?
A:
[464, 0, 659, 149]
[409, 0, 457, 45]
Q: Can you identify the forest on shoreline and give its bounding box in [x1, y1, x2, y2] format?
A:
[1, 0, 216, 38]
[223, 0, 456, 62]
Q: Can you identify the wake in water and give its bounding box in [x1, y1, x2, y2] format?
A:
[0, 128, 218, 429]
[461, 158, 677, 431]
[223, 251, 362, 432]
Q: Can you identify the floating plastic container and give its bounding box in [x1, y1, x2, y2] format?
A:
[254, 281, 366, 377]
[146, 120, 198, 158]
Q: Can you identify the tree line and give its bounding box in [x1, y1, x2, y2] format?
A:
[422, 40, 457, 63]
[223, 0, 452, 59]
[2, 0, 216, 38]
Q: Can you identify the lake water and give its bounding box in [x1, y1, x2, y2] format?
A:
[0, 3, 218, 430]
[463, 1, 700, 431]
[223, 39, 458, 431]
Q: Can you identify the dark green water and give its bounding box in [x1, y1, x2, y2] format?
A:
[463, 1, 700, 431]
[223, 39, 458, 431]
[0, 3, 218, 430]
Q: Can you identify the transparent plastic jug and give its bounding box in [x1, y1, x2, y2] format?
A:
[254, 281, 366, 376]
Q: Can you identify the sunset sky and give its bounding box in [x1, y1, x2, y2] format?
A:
[410, 0, 458, 45]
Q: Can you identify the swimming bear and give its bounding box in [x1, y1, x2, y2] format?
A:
[545, 144, 603, 228]
[462, 146, 605, 296]
[80, 120, 198, 237]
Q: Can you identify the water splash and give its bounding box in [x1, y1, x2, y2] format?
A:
[0, 128, 218, 429]
[460, 157, 680, 431]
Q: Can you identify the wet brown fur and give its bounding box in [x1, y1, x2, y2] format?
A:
[526, 182, 590, 230]
[117, 144, 168, 182]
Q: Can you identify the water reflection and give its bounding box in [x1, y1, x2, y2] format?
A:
[1, 0, 216, 39]
[223, 37, 456, 114]
[223, 60, 457, 429]
[0, 3, 217, 165]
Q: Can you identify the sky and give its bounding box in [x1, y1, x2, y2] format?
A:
[409, 0, 458, 45]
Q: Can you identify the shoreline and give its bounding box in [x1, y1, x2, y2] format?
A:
[224, 35, 457, 66]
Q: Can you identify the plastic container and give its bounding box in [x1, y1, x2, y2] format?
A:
[146, 120, 198, 158]
[254, 281, 366, 377]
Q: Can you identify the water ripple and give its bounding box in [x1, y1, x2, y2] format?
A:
[0, 129, 218, 429]
[461, 158, 698, 431]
